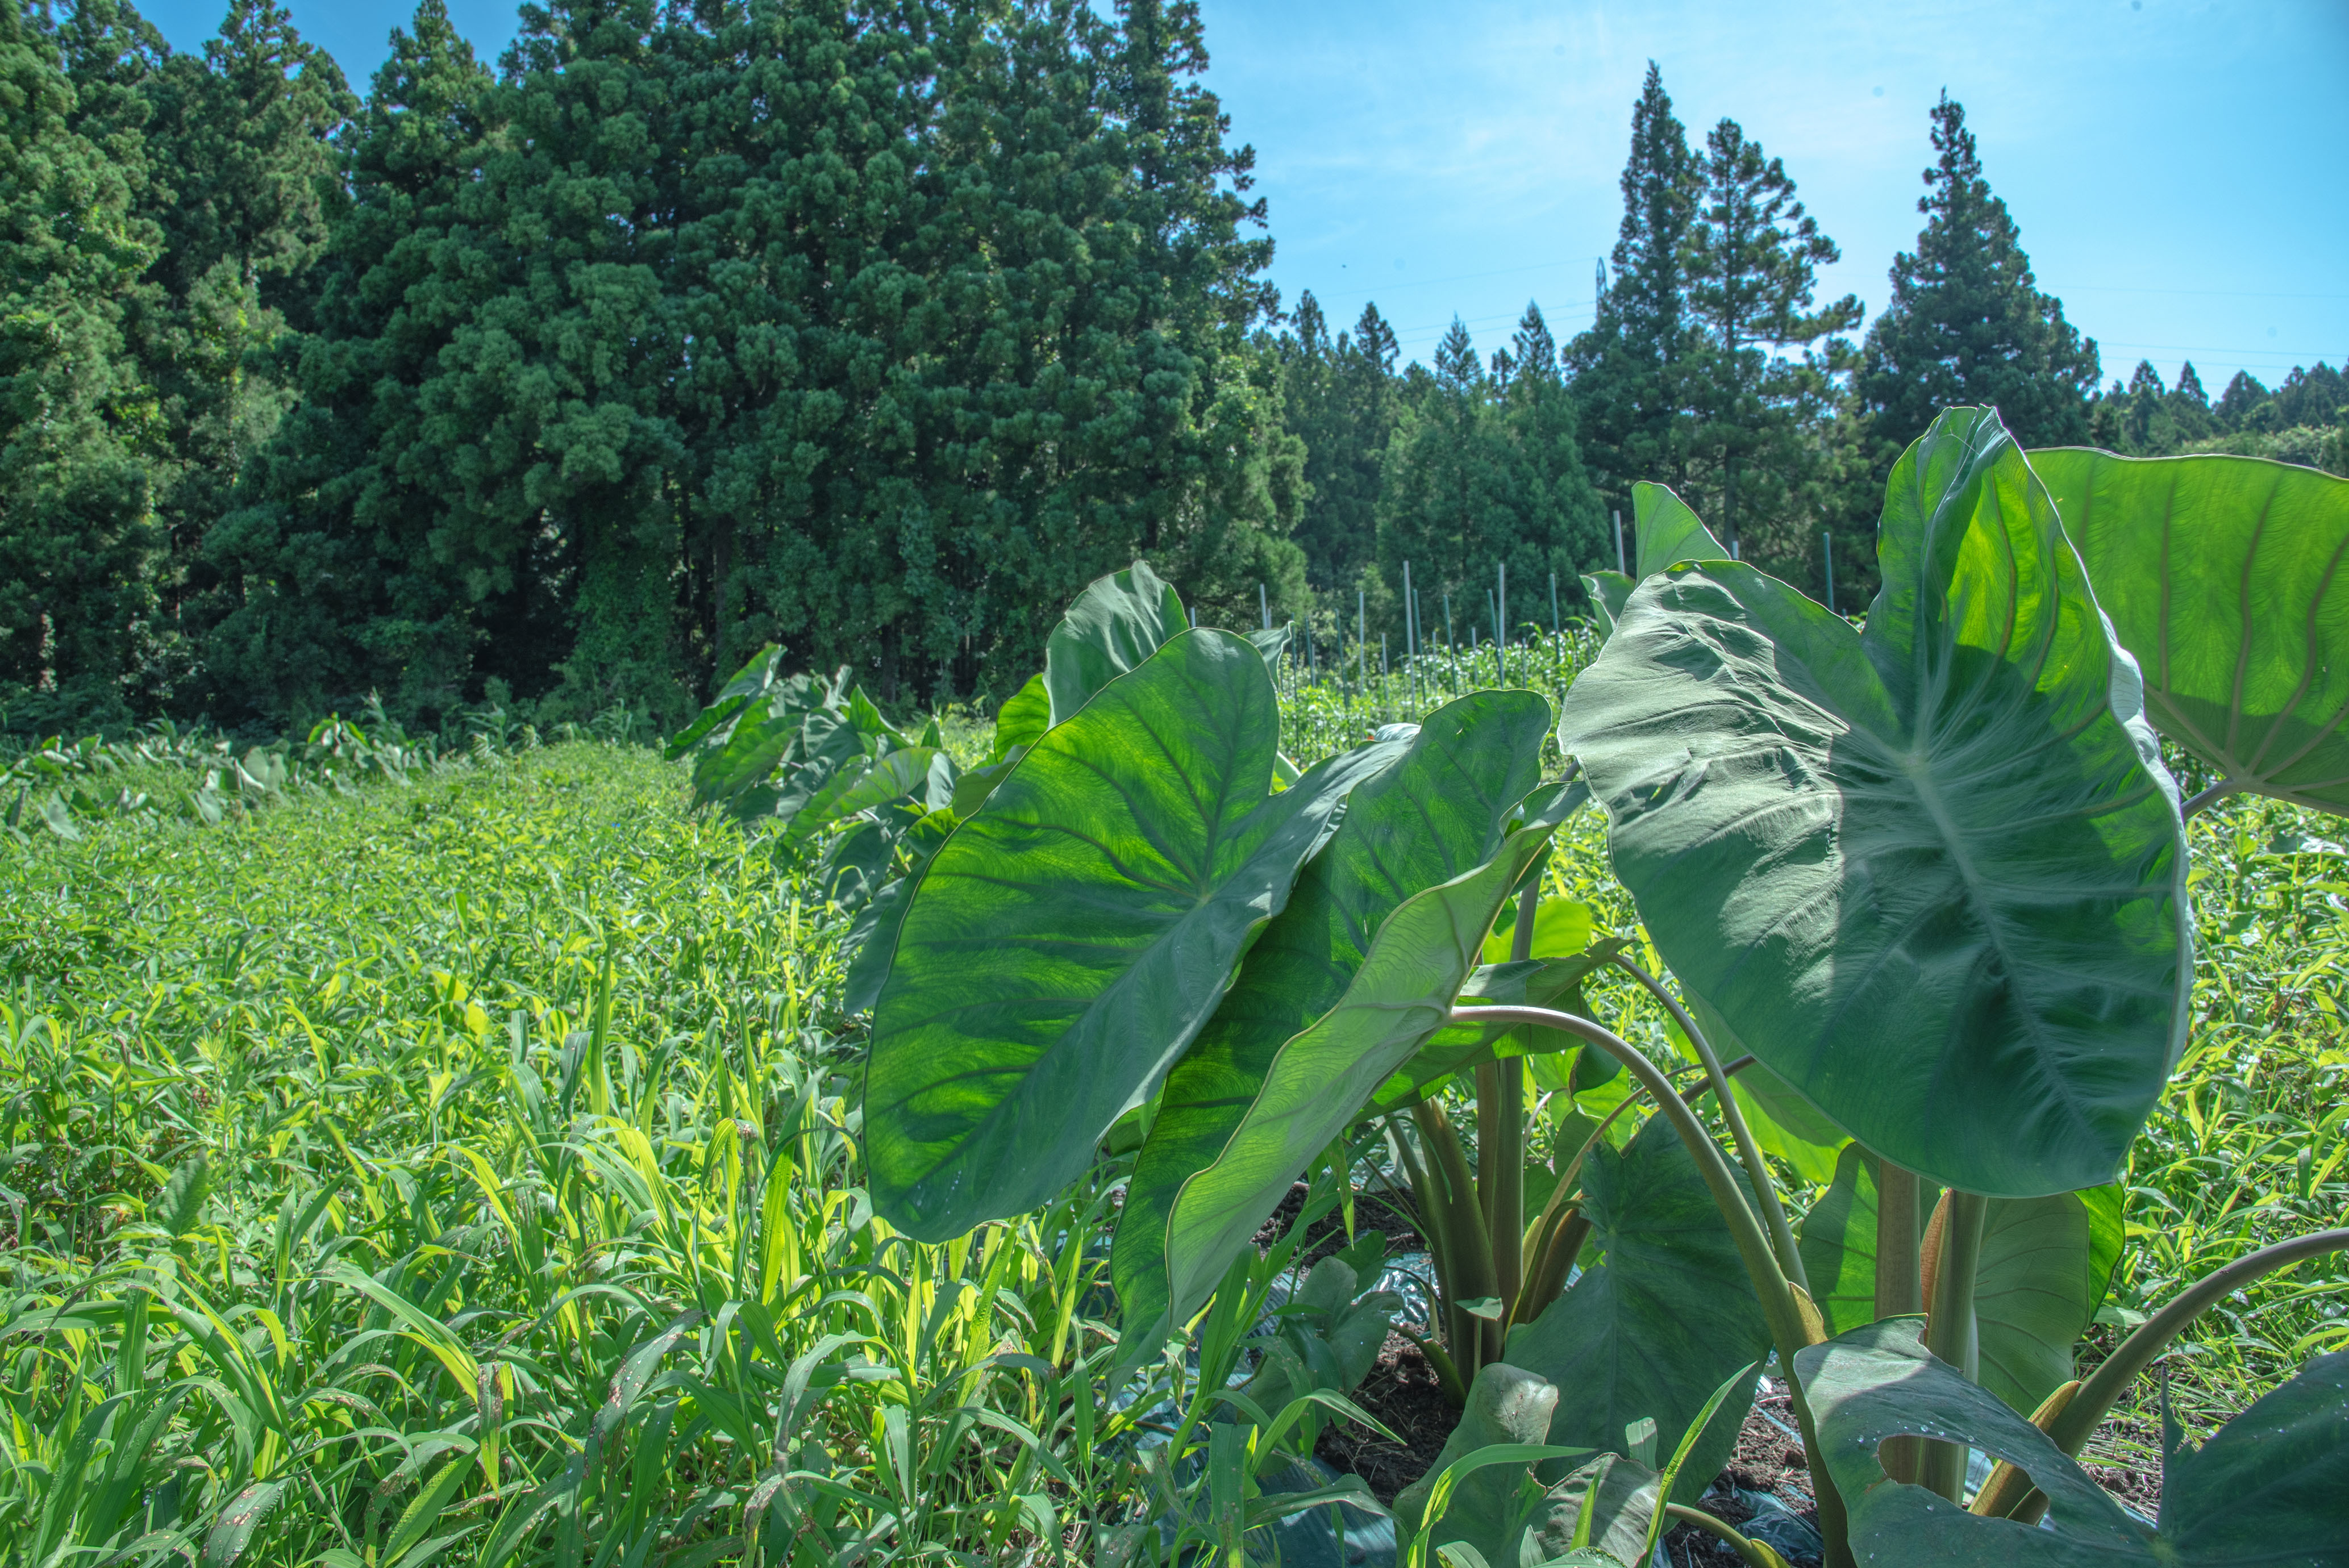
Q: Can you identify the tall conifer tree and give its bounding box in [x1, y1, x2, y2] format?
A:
[0, 2, 162, 725]
[1377, 315, 1603, 636]
[1682, 118, 1860, 558]
[1282, 291, 1398, 598]
[1565, 62, 1697, 507]
[135, 1, 355, 643]
[1855, 93, 2097, 452]
[208, 0, 504, 719]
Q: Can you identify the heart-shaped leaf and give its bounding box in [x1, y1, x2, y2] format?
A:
[1559, 406, 2192, 1198]
[864, 628, 1392, 1240]
[1113, 696, 1551, 1328]
[2031, 448, 2349, 814]
[1044, 560, 1189, 724]
[1505, 1112, 1771, 1496]
[1796, 1145, 2124, 1413]
[1797, 1319, 2349, 1565]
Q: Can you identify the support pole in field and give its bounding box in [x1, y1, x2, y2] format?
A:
[1485, 588, 1498, 687]
[1356, 589, 1367, 704]
[1823, 531, 1835, 615]
[1549, 572, 1560, 637]
[1443, 592, 1456, 696]
[1614, 508, 1625, 574]
[1260, 582, 1270, 631]
[1497, 561, 1508, 687]
[1189, 607, 1198, 629]
[1401, 562, 1414, 710]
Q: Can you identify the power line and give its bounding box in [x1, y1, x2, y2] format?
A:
[2051, 285, 2349, 302]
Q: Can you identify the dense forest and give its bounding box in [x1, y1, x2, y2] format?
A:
[2, 1, 2342, 732]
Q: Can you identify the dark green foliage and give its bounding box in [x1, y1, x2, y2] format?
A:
[1680, 115, 1860, 563]
[1839, 93, 2098, 607]
[1375, 312, 1607, 641]
[0, 2, 162, 729]
[210, 0, 1301, 728]
[205, 0, 499, 722]
[1281, 294, 1401, 599]
[131, 1, 355, 652]
[1565, 62, 1699, 510]
[2099, 359, 2347, 475]
[1854, 93, 2098, 456]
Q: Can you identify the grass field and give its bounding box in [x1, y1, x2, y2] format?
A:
[2, 713, 2343, 1564]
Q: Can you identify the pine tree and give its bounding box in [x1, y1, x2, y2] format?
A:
[0, 3, 163, 726]
[1377, 315, 1604, 640]
[1281, 290, 1396, 599]
[125, 0, 355, 660]
[206, 0, 505, 722]
[1511, 302, 1559, 380]
[1855, 93, 2098, 453]
[2215, 370, 2269, 433]
[2168, 361, 2215, 444]
[1682, 116, 1860, 557]
[1565, 62, 1697, 506]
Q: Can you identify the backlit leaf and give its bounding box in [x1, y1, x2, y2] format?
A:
[865, 629, 1390, 1240]
[2033, 448, 2349, 814]
[1043, 560, 1189, 724]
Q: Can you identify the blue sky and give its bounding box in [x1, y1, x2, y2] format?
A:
[141, 0, 2349, 395]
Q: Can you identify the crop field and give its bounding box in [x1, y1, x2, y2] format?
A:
[2, 682, 2343, 1565]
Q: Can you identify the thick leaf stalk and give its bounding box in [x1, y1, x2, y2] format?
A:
[1447, 1004, 1852, 1567]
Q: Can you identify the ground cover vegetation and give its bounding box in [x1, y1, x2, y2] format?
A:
[5, 1, 2342, 740]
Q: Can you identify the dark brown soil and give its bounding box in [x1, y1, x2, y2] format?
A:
[1252, 1181, 1429, 1262]
[1313, 1330, 1457, 1503]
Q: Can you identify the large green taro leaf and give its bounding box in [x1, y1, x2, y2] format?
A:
[1631, 481, 1730, 579]
[1797, 1320, 2349, 1565]
[2032, 448, 2349, 814]
[1559, 406, 2192, 1199]
[684, 670, 835, 810]
[1109, 695, 1559, 1327]
[1505, 1112, 1771, 1498]
[1044, 560, 1189, 724]
[865, 629, 1392, 1240]
[1796, 1145, 2123, 1413]
[665, 643, 782, 760]
[1151, 789, 1576, 1324]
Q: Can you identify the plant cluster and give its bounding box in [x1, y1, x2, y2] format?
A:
[840, 407, 2349, 1564]
[0, 696, 603, 845]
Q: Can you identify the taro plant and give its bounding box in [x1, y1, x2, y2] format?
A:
[834, 407, 2349, 1566]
